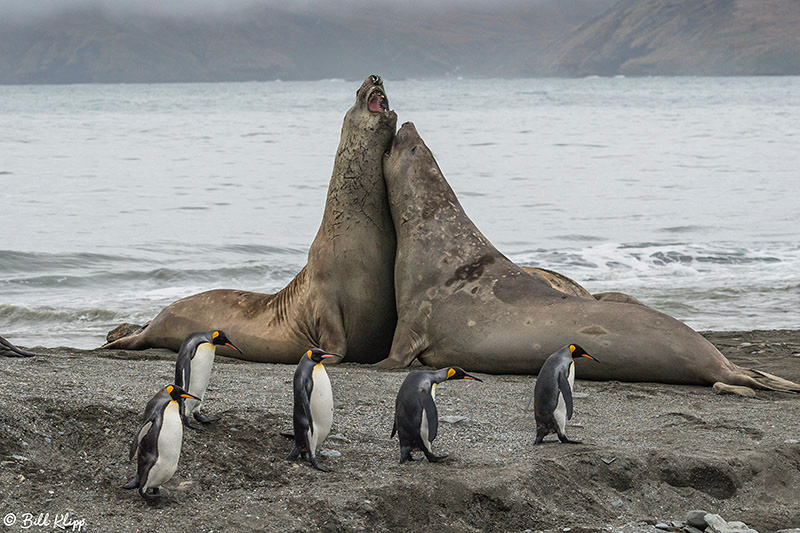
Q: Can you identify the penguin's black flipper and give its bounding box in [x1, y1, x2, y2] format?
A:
[420, 388, 439, 442]
[391, 419, 397, 438]
[558, 369, 574, 420]
[129, 420, 154, 460]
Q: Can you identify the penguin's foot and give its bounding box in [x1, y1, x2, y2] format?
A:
[151, 487, 161, 495]
[280, 431, 295, 439]
[193, 412, 220, 424]
[121, 477, 138, 490]
[424, 452, 449, 463]
[286, 447, 301, 461]
[558, 434, 582, 444]
[311, 461, 330, 472]
[182, 416, 205, 431]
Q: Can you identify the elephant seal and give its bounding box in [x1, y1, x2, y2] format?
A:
[0, 336, 39, 357]
[378, 122, 799, 391]
[104, 75, 398, 363]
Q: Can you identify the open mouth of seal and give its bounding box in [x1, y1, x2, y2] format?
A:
[368, 89, 390, 116]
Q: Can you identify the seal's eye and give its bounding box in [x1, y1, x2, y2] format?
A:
[410, 146, 417, 155]
[371, 75, 380, 85]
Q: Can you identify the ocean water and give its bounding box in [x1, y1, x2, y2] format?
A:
[1, 77, 799, 349]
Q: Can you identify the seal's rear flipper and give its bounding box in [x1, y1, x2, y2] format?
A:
[724, 365, 800, 393]
[0, 336, 40, 357]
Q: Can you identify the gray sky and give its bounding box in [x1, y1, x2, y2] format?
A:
[0, 0, 541, 18]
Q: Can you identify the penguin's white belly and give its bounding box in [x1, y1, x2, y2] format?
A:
[144, 402, 183, 490]
[553, 363, 576, 433]
[420, 384, 436, 451]
[186, 344, 216, 414]
[420, 408, 431, 452]
[308, 364, 333, 455]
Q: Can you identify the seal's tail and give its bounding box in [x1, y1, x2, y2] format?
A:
[722, 364, 800, 393]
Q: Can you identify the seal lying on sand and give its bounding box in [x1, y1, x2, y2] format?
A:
[104, 76, 398, 363]
[377, 122, 799, 391]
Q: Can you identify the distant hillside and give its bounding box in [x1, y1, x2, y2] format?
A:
[544, 0, 800, 76]
[1, 0, 798, 84]
[0, 1, 610, 84]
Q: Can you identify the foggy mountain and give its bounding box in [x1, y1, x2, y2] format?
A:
[0, 0, 798, 84]
[543, 0, 800, 76]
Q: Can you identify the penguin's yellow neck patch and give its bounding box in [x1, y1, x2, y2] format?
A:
[446, 368, 456, 380]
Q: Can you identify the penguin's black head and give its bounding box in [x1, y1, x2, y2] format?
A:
[305, 348, 343, 363]
[568, 344, 599, 363]
[209, 330, 243, 354]
[166, 384, 201, 402]
[444, 367, 483, 382]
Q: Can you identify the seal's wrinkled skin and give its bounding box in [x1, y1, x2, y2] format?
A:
[378, 122, 800, 392]
[104, 76, 398, 363]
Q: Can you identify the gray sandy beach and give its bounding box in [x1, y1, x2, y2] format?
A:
[1, 330, 799, 532]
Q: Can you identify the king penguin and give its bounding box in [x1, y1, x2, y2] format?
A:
[174, 329, 242, 429]
[287, 348, 342, 471]
[527, 344, 599, 444]
[123, 384, 200, 498]
[392, 367, 482, 463]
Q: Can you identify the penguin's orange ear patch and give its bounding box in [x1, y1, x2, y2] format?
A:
[166, 385, 173, 394]
[569, 345, 576, 354]
[447, 368, 456, 379]
[307, 349, 313, 359]
[212, 331, 219, 340]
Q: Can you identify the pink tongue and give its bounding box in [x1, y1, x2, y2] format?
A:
[368, 97, 382, 112]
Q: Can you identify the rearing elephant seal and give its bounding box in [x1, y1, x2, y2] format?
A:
[378, 122, 799, 391]
[104, 75, 398, 363]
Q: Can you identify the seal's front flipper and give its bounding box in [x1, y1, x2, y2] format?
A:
[316, 304, 347, 363]
[374, 319, 427, 369]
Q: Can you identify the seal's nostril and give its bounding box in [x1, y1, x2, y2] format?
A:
[411, 146, 417, 155]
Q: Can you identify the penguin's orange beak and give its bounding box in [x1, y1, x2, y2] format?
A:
[321, 352, 342, 359]
[581, 353, 599, 362]
[225, 342, 243, 354]
[463, 373, 483, 382]
[180, 393, 201, 401]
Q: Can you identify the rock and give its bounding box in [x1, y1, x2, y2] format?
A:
[726, 522, 749, 530]
[687, 510, 709, 528]
[684, 527, 705, 533]
[670, 521, 685, 529]
[177, 480, 198, 490]
[654, 523, 670, 530]
[784, 439, 799, 444]
[440, 415, 468, 423]
[704, 513, 728, 533]
[610, 500, 623, 508]
[10, 454, 29, 461]
[712, 382, 756, 398]
[319, 449, 341, 458]
[776, 529, 800, 533]
[327, 433, 349, 442]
